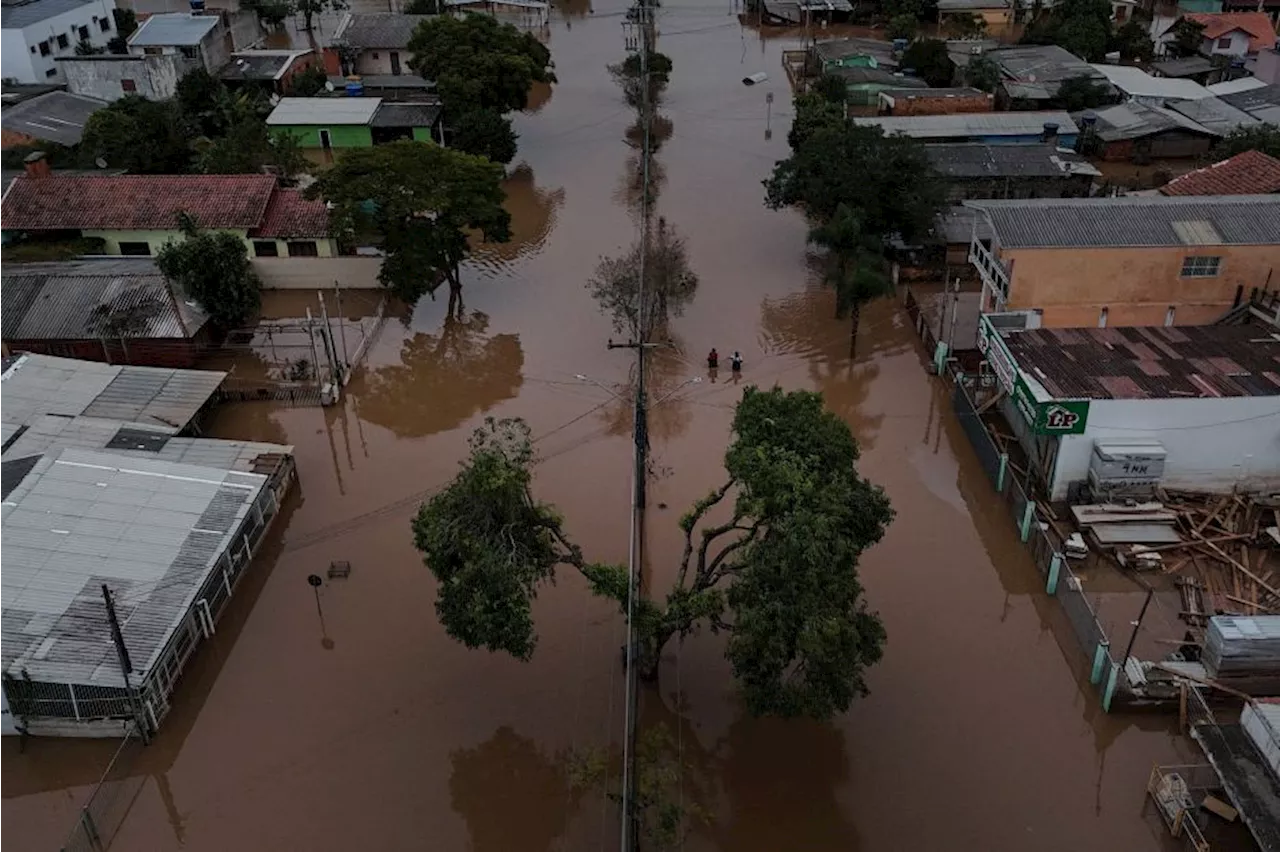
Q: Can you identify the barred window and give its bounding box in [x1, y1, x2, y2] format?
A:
[1180, 256, 1221, 278]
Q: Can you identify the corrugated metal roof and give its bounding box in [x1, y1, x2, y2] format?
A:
[127, 12, 220, 46]
[1, 354, 225, 434]
[1, 91, 108, 147]
[369, 101, 441, 128]
[1207, 77, 1267, 96]
[1089, 63, 1212, 101]
[851, 110, 1078, 139]
[988, 44, 1112, 99]
[0, 448, 268, 687]
[336, 13, 434, 49]
[1, 0, 96, 29]
[1081, 101, 1215, 141]
[1165, 96, 1261, 136]
[965, 194, 1280, 248]
[266, 96, 382, 126]
[926, 143, 1099, 178]
[2, 260, 210, 342]
[1003, 325, 1280, 400]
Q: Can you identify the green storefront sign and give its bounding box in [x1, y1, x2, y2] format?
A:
[1012, 375, 1090, 435]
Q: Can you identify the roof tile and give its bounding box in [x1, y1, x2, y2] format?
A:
[1160, 150, 1280, 197]
[1183, 12, 1278, 53]
[1, 174, 277, 231]
[250, 189, 330, 239]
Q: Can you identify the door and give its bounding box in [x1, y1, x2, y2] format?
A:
[319, 129, 332, 150]
[390, 51, 401, 75]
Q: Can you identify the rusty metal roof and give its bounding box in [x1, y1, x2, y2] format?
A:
[1003, 325, 1280, 400]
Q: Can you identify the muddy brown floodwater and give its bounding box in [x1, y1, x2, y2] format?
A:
[2, 4, 1219, 851]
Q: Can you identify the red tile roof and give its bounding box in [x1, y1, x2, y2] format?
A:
[1, 174, 278, 231]
[1160, 150, 1280, 196]
[250, 189, 330, 239]
[1183, 12, 1278, 53]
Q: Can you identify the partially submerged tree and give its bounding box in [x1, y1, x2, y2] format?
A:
[155, 214, 261, 327]
[608, 51, 674, 109]
[788, 92, 845, 151]
[306, 140, 511, 305]
[587, 217, 698, 339]
[811, 72, 849, 106]
[808, 204, 893, 357]
[292, 0, 348, 32]
[764, 122, 946, 242]
[413, 387, 894, 718]
[408, 14, 555, 113]
[450, 108, 519, 165]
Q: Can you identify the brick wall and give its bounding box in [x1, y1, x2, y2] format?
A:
[884, 92, 994, 116]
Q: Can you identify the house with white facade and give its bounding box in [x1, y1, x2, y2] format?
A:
[976, 315, 1280, 501]
[1, 0, 119, 84]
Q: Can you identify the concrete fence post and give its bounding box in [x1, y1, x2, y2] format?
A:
[1103, 661, 1119, 712]
[1046, 553, 1061, 595]
[1019, 499, 1035, 542]
[996, 453, 1008, 492]
[1091, 640, 1110, 685]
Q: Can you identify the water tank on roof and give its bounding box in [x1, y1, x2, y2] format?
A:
[345, 76, 364, 97]
[190, 0, 205, 12]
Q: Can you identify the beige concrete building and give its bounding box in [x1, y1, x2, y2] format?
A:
[965, 195, 1280, 328]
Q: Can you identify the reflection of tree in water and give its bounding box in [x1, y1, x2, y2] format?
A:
[758, 283, 886, 450]
[449, 726, 583, 852]
[551, 0, 591, 17]
[624, 113, 674, 153]
[523, 80, 554, 114]
[598, 342, 696, 448]
[355, 309, 523, 438]
[614, 152, 667, 220]
[470, 164, 565, 264]
[703, 717, 861, 850]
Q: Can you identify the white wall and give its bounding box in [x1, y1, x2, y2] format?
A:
[4, 0, 118, 84]
[2, 28, 37, 82]
[62, 53, 191, 101]
[1050, 395, 1280, 499]
[353, 48, 410, 76]
[1202, 29, 1251, 58]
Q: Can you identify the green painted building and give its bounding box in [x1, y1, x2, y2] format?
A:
[266, 97, 444, 153]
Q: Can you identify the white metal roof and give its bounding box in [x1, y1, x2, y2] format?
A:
[1090, 63, 1212, 102]
[1, 354, 225, 439]
[1, 448, 269, 687]
[1207, 77, 1267, 96]
[851, 110, 1078, 139]
[128, 12, 220, 47]
[266, 97, 383, 126]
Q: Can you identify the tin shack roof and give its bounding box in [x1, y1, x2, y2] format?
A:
[1001, 325, 1280, 400]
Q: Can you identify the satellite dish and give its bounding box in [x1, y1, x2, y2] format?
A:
[95, 157, 108, 169]
[324, 81, 335, 92]
[269, 93, 281, 105]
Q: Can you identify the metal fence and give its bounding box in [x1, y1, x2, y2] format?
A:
[1146, 763, 1215, 852]
[936, 351, 1123, 709]
[60, 727, 147, 852]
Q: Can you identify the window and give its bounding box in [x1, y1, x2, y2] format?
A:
[121, 78, 137, 92]
[45, 67, 58, 77]
[118, 241, 152, 256]
[180, 46, 198, 59]
[78, 25, 89, 40]
[99, 16, 111, 31]
[1098, 307, 1108, 328]
[287, 240, 319, 257]
[1180, 255, 1222, 277]
[372, 51, 380, 58]
[1217, 36, 1232, 49]
[253, 240, 279, 257]
[56, 33, 69, 49]
[30, 45, 36, 53]
[1165, 306, 1176, 327]
[38, 40, 50, 56]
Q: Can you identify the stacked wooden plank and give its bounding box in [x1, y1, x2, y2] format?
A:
[1071, 503, 1181, 569]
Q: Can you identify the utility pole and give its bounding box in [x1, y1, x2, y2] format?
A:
[616, 0, 656, 846]
[102, 584, 150, 744]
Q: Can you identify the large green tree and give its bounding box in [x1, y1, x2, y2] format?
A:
[1019, 0, 1114, 61]
[900, 38, 953, 88]
[408, 14, 555, 113]
[608, 51, 674, 109]
[292, 0, 347, 31]
[764, 121, 946, 242]
[78, 96, 192, 173]
[809, 204, 893, 357]
[306, 140, 511, 305]
[1056, 73, 1113, 111]
[788, 92, 845, 151]
[197, 115, 306, 177]
[450, 108, 519, 165]
[1217, 123, 1280, 159]
[155, 214, 262, 327]
[414, 386, 893, 719]
[587, 217, 698, 339]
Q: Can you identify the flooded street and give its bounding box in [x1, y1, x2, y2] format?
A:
[3, 3, 1211, 850]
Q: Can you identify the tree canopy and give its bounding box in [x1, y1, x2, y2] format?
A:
[79, 96, 192, 173]
[408, 15, 555, 113]
[609, 51, 675, 108]
[808, 204, 893, 356]
[964, 54, 1000, 92]
[900, 38, 953, 88]
[1056, 74, 1113, 111]
[450, 108, 519, 165]
[764, 121, 946, 242]
[414, 386, 894, 719]
[1020, 0, 1115, 61]
[1217, 123, 1280, 159]
[306, 140, 511, 304]
[1168, 18, 1206, 58]
[587, 217, 698, 339]
[155, 214, 262, 327]
[293, 0, 347, 31]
